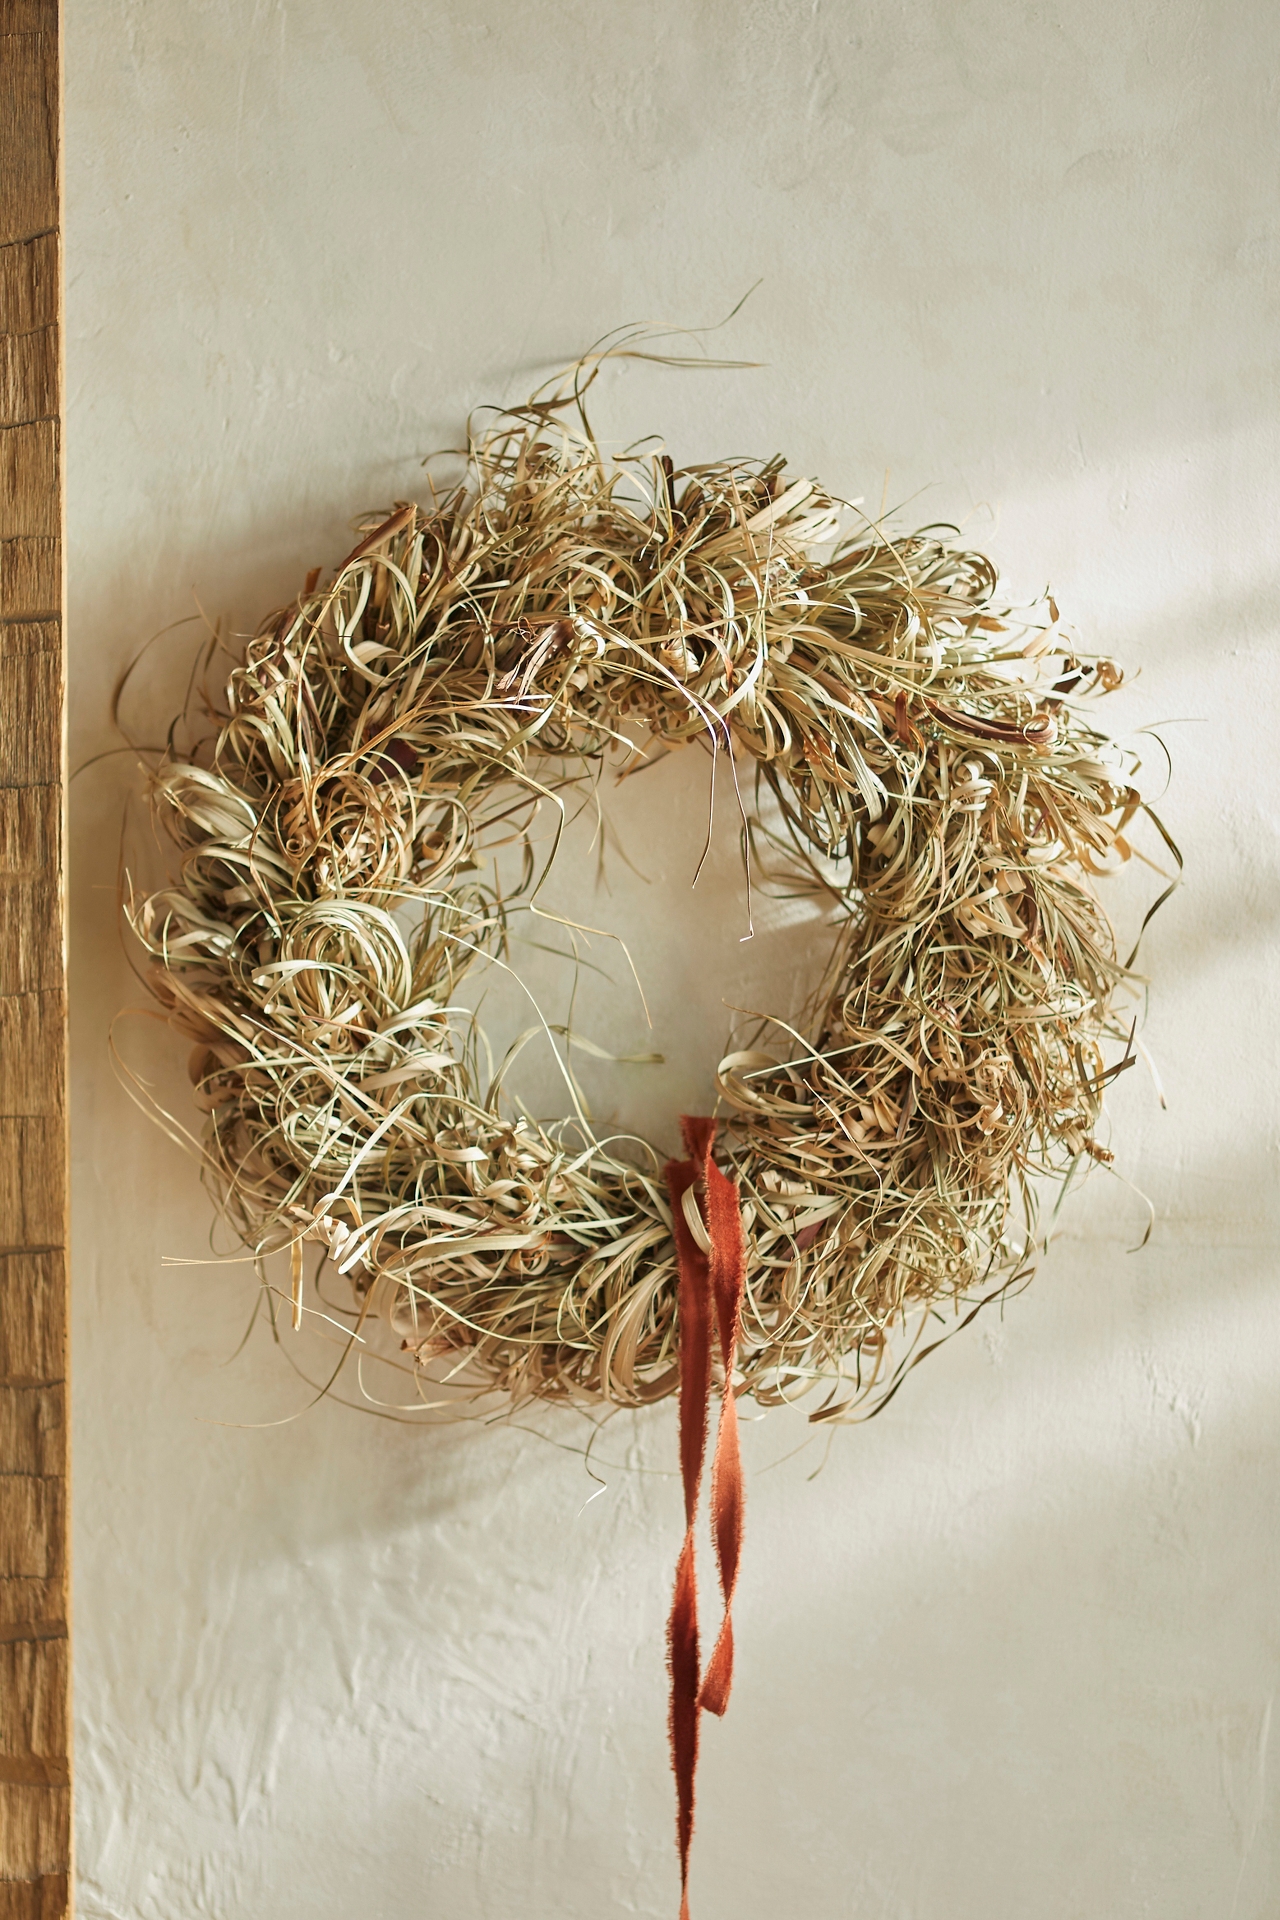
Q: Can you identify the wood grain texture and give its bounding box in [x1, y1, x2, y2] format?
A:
[0, 0, 69, 1911]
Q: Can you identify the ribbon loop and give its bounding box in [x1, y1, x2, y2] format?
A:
[664, 1115, 747, 1917]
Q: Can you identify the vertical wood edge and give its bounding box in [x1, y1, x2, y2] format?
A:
[0, 0, 68, 1909]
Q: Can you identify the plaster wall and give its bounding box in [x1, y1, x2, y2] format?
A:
[66, 3, 1280, 1916]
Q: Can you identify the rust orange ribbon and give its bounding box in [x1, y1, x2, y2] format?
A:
[664, 1116, 747, 1920]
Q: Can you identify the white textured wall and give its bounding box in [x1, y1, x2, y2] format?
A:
[66, 4, 1280, 1916]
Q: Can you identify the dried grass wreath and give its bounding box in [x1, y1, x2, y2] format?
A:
[125, 370, 1174, 1428]
[123, 359, 1176, 1914]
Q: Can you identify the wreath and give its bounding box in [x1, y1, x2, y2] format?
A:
[129, 384, 1163, 1409]
[125, 374, 1170, 1913]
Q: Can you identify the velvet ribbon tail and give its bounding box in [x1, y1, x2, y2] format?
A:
[664, 1115, 748, 1919]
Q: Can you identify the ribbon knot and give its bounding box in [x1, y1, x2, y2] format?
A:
[664, 1116, 747, 1920]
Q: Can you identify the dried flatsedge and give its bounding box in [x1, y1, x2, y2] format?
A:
[126, 383, 1171, 1417]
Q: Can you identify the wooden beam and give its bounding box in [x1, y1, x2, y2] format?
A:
[0, 0, 70, 1912]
